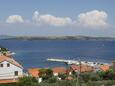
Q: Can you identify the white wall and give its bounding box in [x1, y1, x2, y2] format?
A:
[53, 73, 58, 76]
[0, 61, 23, 79]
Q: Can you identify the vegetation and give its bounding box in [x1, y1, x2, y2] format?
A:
[18, 77, 38, 86]
[0, 78, 115, 86]
[0, 71, 114, 85]
[97, 69, 115, 80]
[0, 68, 115, 86]
[0, 47, 9, 56]
[0, 47, 9, 52]
[80, 72, 101, 83]
[0, 47, 115, 85]
[39, 68, 53, 82]
[0, 66, 115, 86]
[58, 73, 67, 80]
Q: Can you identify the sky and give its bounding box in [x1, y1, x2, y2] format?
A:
[0, 0, 115, 37]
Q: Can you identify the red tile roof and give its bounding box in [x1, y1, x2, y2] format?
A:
[0, 55, 23, 69]
[28, 68, 40, 77]
[99, 65, 110, 71]
[70, 64, 93, 72]
[52, 67, 67, 74]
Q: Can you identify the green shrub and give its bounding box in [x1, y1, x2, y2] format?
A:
[18, 76, 37, 86]
[58, 73, 67, 80]
[47, 77, 57, 83]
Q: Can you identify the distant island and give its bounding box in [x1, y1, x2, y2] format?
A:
[1, 35, 115, 41]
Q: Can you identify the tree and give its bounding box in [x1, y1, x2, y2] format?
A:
[58, 73, 67, 80]
[46, 69, 53, 77]
[39, 68, 53, 81]
[0, 47, 9, 56]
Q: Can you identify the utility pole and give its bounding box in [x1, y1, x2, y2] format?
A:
[79, 59, 81, 86]
[76, 58, 81, 86]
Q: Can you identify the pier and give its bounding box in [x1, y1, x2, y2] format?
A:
[47, 58, 110, 66]
[47, 58, 79, 65]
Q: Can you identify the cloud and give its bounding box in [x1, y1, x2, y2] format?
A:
[32, 11, 39, 23]
[33, 11, 72, 26]
[77, 10, 108, 27]
[6, 15, 24, 23]
[32, 10, 108, 27]
[5, 10, 109, 28]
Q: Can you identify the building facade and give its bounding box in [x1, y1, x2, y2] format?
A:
[0, 55, 23, 80]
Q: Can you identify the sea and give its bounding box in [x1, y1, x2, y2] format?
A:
[0, 39, 115, 69]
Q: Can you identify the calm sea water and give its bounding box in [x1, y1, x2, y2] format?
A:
[0, 39, 115, 69]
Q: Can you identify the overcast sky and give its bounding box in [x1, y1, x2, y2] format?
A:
[0, 0, 115, 37]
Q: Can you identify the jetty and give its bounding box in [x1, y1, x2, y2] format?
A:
[47, 58, 110, 66]
[47, 58, 79, 65]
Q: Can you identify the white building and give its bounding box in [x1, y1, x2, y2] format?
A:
[0, 55, 23, 80]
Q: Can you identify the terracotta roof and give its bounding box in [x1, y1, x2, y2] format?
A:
[70, 64, 93, 72]
[0, 55, 23, 69]
[0, 79, 18, 84]
[99, 65, 110, 71]
[28, 68, 40, 77]
[52, 67, 67, 74]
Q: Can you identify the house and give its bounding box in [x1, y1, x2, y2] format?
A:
[28, 68, 48, 83]
[52, 67, 67, 76]
[70, 64, 94, 73]
[93, 64, 110, 72]
[99, 64, 110, 72]
[28, 68, 40, 78]
[28, 67, 68, 77]
[0, 55, 23, 83]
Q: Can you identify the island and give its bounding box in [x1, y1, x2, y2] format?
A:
[1, 35, 115, 41]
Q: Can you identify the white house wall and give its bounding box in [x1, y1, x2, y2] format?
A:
[0, 61, 23, 79]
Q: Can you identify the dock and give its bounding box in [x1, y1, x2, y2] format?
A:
[47, 58, 79, 65]
[47, 58, 110, 66]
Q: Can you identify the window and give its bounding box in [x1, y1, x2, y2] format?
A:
[0, 64, 3, 67]
[7, 63, 10, 67]
[14, 71, 18, 76]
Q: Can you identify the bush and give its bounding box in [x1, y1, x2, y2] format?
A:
[47, 77, 57, 83]
[18, 76, 37, 86]
[80, 72, 101, 83]
[58, 73, 67, 80]
[97, 69, 115, 80]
